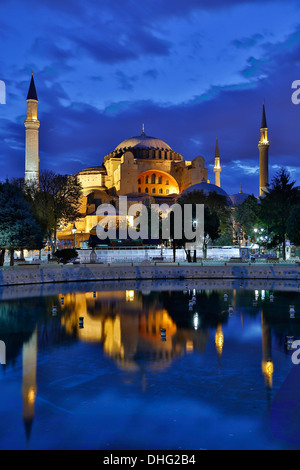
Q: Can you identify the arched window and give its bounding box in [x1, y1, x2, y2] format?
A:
[145, 176, 149, 184]
[159, 188, 163, 194]
[152, 188, 156, 194]
[166, 189, 169, 195]
[145, 187, 149, 193]
[158, 176, 162, 184]
[151, 174, 156, 184]
[166, 180, 169, 185]
[138, 178, 141, 185]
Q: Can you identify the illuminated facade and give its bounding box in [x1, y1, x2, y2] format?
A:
[62, 129, 211, 243]
[23, 76, 270, 243]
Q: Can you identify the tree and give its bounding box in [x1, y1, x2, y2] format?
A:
[287, 205, 300, 246]
[234, 195, 260, 242]
[54, 248, 78, 264]
[23, 170, 83, 254]
[259, 168, 300, 260]
[175, 191, 221, 261]
[0, 181, 44, 266]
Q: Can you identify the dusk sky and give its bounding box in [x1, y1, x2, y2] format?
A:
[1, 0, 300, 196]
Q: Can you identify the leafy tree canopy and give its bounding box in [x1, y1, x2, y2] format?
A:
[0, 181, 44, 264]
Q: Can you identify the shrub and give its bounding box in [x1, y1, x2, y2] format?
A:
[53, 248, 78, 264]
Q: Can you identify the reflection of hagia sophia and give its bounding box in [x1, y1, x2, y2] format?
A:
[59, 290, 209, 371]
[17, 288, 275, 445]
[24, 75, 270, 245]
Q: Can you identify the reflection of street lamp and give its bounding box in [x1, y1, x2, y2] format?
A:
[71, 224, 77, 248]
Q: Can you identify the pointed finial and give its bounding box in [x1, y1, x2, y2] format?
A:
[215, 136, 220, 157]
[27, 73, 38, 100]
[240, 183, 243, 193]
[141, 123, 145, 136]
[261, 99, 267, 128]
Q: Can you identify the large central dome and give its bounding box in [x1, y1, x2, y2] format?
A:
[115, 132, 172, 151]
[104, 127, 183, 163]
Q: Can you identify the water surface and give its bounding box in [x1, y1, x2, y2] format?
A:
[0, 279, 299, 450]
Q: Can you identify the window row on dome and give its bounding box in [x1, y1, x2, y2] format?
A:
[134, 149, 177, 160]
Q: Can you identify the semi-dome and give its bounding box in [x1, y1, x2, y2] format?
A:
[229, 192, 250, 206]
[181, 179, 232, 206]
[76, 166, 106, 175]
[115, 133, 172, 151]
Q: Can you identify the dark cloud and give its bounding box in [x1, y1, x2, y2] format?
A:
[144, 69, 159, 80]
[232, 34, 264, 49]
[30, 38, 75, 62]
[65, 26, 172, 65]
[23, 0, 280, 20]
[115, 71, 138, 91]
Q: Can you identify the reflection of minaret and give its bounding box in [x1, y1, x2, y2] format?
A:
[215, 324, 224, 368]
[213, 136, 221, 187]
[261, 310, 273, 393]
[24, 73, 40, 186]
[22, 328, 37, 444]
[258, 100, 270, 196]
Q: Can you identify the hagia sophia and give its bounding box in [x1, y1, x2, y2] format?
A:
[24, 74, 270, 246]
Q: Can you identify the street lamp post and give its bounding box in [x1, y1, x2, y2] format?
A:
[71, 224, 77, 248]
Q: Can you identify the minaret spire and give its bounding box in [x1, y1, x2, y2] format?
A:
[213, 136, 221, 187]
[258, 100, 269, 196]
[24, 73, 40, 186]
[27, 73, 38, 101]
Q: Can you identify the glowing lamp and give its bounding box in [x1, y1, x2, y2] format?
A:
[126, 290, 135, 302]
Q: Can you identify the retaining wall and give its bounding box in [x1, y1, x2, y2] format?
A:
[1, 262, 300, 287]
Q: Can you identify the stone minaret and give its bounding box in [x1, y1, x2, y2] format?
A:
[258, 101, 269, 196]
[213, 136, 221, 187]
[25, 73, 40, 186]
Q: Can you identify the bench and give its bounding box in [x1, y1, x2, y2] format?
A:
[229, 257, 242, 263]
[267, 257, 279, 263]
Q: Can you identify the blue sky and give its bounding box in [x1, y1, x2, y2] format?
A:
[1, 0, 300, 196]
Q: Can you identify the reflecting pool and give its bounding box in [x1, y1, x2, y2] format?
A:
[0, 279, 300, 450]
